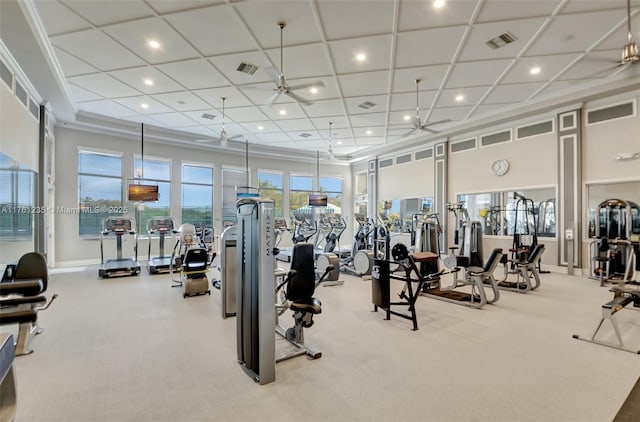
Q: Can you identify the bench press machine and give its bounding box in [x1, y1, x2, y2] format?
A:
[573, 285, 640, 354]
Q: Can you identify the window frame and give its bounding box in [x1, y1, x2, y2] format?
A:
[181, 162, 214, 230]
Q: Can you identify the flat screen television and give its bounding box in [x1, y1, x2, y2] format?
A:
[128, 183, 159, 202]
[308, 194, 328, 207]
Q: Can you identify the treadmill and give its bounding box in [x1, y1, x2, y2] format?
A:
[147, 217, 176, 274]
[99, 217, 140, 278]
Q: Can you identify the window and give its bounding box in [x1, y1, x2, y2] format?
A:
[320, 176, 342, 213]
[258, 171, 283, 217]
[289, 175, 313, 217]
[182, 164, 213, 230]
[222, 167, 248, 228]
[134, 158, 171, 235]
[0, 152, 35, 239]
[78, 151, 123, 236]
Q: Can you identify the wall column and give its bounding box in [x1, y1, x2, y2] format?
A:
[434, 141, 447, 252]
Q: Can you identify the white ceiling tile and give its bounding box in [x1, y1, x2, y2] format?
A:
[482, 82, 546, 104]
[344, 95, 389, 115]
[114, 96, 175, 114]
[526, 9, 626, 56]
[338, 71, 389, 97]
[458, 17, 547, 62]
[179, 125, 219, 137]
[240, 121, 280, 133]
[148, 112, 200, 128]
[152, 92, 212, 112]
[121, 114, 164, 127]
[103, 17, 200, 64]
[53, 47, 98, 77]
[156, 59, 228, 90]
[388, 112, 417, 127]
[477, 0, 562, 23]
[389, 91, 437, 111]
[594, 12, 640, 51]
[109, 67, 185, 94]
[183, 110, 221, 125]
[329, 34, 392, 74]
[395, 26, 467, 67]
[556, 49, 622, 80]
[34, 1, 92, 36]
[470, 103, 517, 119]
[300, 99, 345, 118]
[146, 0, 223, 14]
[290, 131, 321, 141]
[318, 0, 394, 40]
[208, 52, 273, 85]
[260, 103, 307, 120]
[165, 4, 257, 56]
[273, 118, 314, 131]
[51, 29, 146, 71]
[392, 65, 451, 92]
[560, 0, 637, 14]
[254, 132, 291, 143]
[445, 59, 514, 88]
[434, 86, 491, 108]
[502, 53, 581, 84]
[192, 87, 252, 108]
[69, 84, 102, 102]
[398, 0, 479, 32]
[61, 0, 155, 26]
[350, 113, 386, 128]
[223, 106, 268, 122]
[355, 135, 386, 146]
[68, 73, 141, 98]
[310, 116, 350, 130]
[265, 44, 333, 79]
[77, 99, 138, 118]
[530, 79, 588, 100]
[233, 2, 321, 48]
[429, 106, 474, 122]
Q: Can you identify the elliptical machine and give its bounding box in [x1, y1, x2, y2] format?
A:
[170, 223, 211, 298]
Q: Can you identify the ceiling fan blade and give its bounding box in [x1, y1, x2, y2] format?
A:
[264, 67, 281, 86]
[419, 126, 440, 134]
[195, 137, 219, 143]
[421, 118, 452, 128]
[403, 127, 418, 137]
[287, 80, 325, 91]
[265, 91, 282, 106]
[228, 134, 244, 141]
[285, 90, 312, 106]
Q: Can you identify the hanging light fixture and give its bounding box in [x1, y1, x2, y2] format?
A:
[327, 121, 335, 160]
[136, 123, 144, 178]
[220, 97, 228, 142]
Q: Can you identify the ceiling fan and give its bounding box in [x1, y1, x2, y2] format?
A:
[196, 97, 241, 143]
[404, 79, 451, 136]
[263, 22, 325, 106]
[620, 0, 639, 65]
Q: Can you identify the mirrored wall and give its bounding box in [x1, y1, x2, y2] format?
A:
[586, 180, 640, 238]
[458, 187, 556, 238]
[377, 196, 433, 233]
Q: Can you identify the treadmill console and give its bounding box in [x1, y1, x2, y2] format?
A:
[104, 218, 133, 234]
[148, 217, 174, 233]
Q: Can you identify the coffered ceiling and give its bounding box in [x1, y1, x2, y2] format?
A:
[10, 0, 640, 157]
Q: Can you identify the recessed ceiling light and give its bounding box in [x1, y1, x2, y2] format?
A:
[455, 95, 465, 102]
[141, 103, 149, 109]
[356, 53, 366, 62]
[337, 141, 343, 145]
[144, 78, 154, 86]
[366, 130, 372, 135]
[530, 66, 541, 75]
[403, 115, 411, 121]
[433, 0, 446, 8]
[148, 40, 160, 49]
[258, 125, 264, 130]
[279, 109, 287, 116]
[310, 87, 319, 94]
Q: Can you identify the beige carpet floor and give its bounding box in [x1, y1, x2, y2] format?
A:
[4, 264, 640, 422]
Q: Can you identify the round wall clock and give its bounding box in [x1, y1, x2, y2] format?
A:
[491, 159, 509, 176]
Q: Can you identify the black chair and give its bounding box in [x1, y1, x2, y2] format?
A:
[0, 252, 57, 355]
[467, 248, 504, 304]
[516, 243, 545, 291]
[276, 243, 333, 360]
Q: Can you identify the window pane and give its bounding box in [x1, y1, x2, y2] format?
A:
[258, 172, 283, 189]
[79, 175, 123, 236]
[79, 152, 121, 176]
[320, 176, 342, 192]
[182, 184, 213, 228]
[0, 169, 34, 239]
[136, 181, 170, 235]
[222, 168, 248, 226]
[290, 175, 313, 191]
[260, 188, 283, 217]
[134, 159, 170, 181]
[183, 165, 213, 184]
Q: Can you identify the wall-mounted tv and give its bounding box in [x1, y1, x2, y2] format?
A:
[128, 183, 159, 202]
[308, 194, 328, 207]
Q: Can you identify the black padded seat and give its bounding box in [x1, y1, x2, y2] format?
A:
[290, 298, 322, 314]
[0, 310, 37, 325]
[0, 279, 44, 297]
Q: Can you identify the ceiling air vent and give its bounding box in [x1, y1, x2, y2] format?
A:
[201, 113, 215, 120]
[236, 62, 259, 75]
[486, 32, 517, 49]
[299, 133, 312, 138]
[358, 101, 376, 110]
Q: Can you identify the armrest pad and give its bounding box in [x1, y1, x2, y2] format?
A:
[1, 295, 47, 307]
[0, 279, 44, 296]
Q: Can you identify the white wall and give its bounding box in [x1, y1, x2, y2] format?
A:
[54, 126, 351, 266]
[378, 157, 435, 200]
